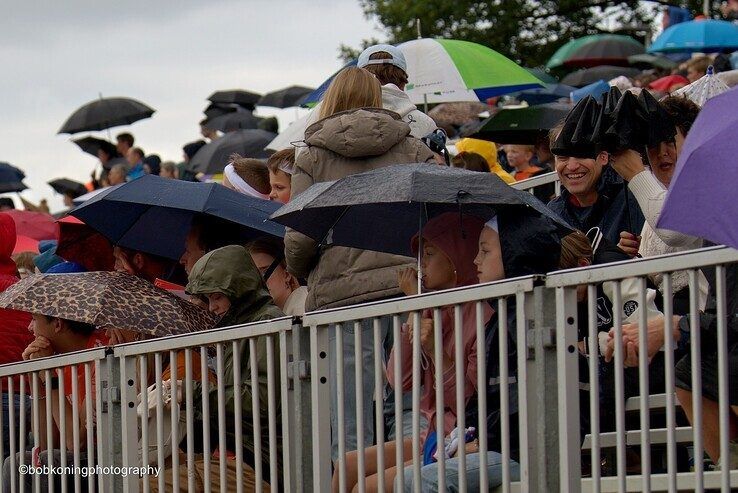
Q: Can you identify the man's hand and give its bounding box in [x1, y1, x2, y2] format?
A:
[618, 231, 641, 257]
[22, 336, 54, 361]
[611, 149, 647, 182]
[398, 267, 419, 296]
[603, 315, 681, 367]
[408, 318, 435, 356]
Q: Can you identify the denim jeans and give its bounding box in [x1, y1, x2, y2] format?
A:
[2, 392, 30, 460]
[401, 451, 521, 492]
[329, 315, 391, 460]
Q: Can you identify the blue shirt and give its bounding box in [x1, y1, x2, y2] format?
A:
[127, 163, 145, 181]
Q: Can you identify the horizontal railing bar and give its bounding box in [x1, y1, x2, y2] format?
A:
[546, 246, 738, 287]
[581, 470, 738, 492]
[581, 427, 693, 449]
[511, 171, 559, 190]
[302, 276, 536, 327]
[113, 316, 293, 357]
[0, 347, 108, 377]
[624, 393, 672, 412]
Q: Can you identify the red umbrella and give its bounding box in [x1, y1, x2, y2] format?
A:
[56, 216, 115, 272]
[13, 235, 39, 254]
[3, 210, 56, 241]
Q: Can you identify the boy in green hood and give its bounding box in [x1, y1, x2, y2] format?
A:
[178, 246, 284, 490]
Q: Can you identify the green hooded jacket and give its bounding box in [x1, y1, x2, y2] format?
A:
[187, 245, 285, 481]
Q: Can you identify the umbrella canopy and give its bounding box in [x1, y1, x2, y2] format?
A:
[571, 79, 611, 102]
[70, 174, 284, 260]
[258, 85, 315, 108]
[203, 103, 238, 121]
[73, 185, 119, 205]
[548, 34, 644, 69]
[561, 66, 641, 87]
[13, 235, 39, 255]
[627, 53, 678, 70]
[208, 90, 261, 109]
[525, 67, 558, 84]
[301, 38, 543, 106]
[672, 66, 730, 107]
[658, 86, 738, 248]
[649, 19, 738, 54]
[0, 271, 218, 337]
[470, 103, 571, 145]
[206, 111, 260, 132]
[3, 210, 56, 241]
[56, 216, 115, 272]
[0, 162, 27, 193]
[48, 178, 88, 197]
[58, 97, 155, 134]
[507, 83, 576, 105]
[188, 129, 275, 174]
[72, 136, 116, 158]
[271, 163, 569, 256]
[427, 102, 489, 128]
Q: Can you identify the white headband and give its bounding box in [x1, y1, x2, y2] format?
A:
[224, 164, 270, 200]
[485, 216, 499, 232]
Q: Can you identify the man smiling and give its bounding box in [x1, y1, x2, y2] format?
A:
[547, 96, 644, 245]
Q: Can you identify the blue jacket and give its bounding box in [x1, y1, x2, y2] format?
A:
[548, 166, 644, 245]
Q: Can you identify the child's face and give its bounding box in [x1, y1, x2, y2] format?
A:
[420, 242, 456, 291]
[474, 227, 505, 283]
[269, 169, 291, 204]
[206, 292, 231, 317]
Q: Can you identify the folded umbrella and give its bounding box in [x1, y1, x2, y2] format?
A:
[58, 97, 155, 134]
[258, 86, 315, 108]
[658, 86, 738, 249]
[188, 129, 275, 174]
[0, 162, 28, 193]
[0, 271, 218, 337]
[3, 210, 56, 241]
[470, 102, 571, 145]
[271, 163, 570, 257]
[561, 66, 641, 88]
[593, 86, 623, 152]
[551, 96, 602, 158]
[602, 90, 676, 153]
[208, 90, 261, 110]
[649, 19, 738, 54]
[48, 178, 88, 197]
[56, 216, 115, 272]
[70, 174, 284, 260]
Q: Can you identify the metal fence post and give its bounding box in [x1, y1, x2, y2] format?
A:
[98, 352, 117, 492]
[309, 324, 332, 492]
[523, 284, 581, 492]
[119, 355, 141, 493]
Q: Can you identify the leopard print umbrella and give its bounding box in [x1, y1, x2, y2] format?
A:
[0, 271, 219, 336]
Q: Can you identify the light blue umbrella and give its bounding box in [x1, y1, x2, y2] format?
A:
[649, 19, 738, 54]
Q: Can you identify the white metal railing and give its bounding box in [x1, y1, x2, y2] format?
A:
[511, 170, 561, 197]
[0, 246, 736, 492]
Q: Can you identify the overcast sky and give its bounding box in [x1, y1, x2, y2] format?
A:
[1, 0, 378, 212]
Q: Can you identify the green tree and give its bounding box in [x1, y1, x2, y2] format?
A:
[342, 1, 659, 67]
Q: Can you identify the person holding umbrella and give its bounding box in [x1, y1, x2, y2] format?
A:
[284, 66, 436, 459]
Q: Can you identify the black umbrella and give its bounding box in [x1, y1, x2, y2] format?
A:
[58, 97, 156, 134]
[271, 163, 570, 257]
[258, 86, 315, 108]
[48, 178, 87, 197]
[627, 53, 677, 70]
[470, 102, 572, 145]
[563, 36, 645, 68]
[203, 103, 237, 121]
[561, 66, 641, 87]
[0, 162, 27, 193]
[208, 90, 261, 110]
[206, 111, 260, 132]
[70, 175, 284, 260]
[72, 136, 115, 157]
[188, 129, 276, 174]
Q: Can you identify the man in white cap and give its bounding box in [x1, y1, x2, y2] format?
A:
[266, 44, 438, 151]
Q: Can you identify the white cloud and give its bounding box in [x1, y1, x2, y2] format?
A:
[0, 0, 378, 211]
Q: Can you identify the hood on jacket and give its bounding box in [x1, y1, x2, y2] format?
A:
[455, 138, 516, 184]
[0, 213, 18, 277]
[304, 108, 411, 159]
[411, 213, 485, 288]
[186, 245, 282, 326]
[382, 85, 418, 120]
[498, 210, 561, 279]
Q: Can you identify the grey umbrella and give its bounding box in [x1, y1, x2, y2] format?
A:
[271, 163, 570, 257]
[188, 129, 276, 174]
[258, 85, 315, 108]
[561, 66, 641, 87]
[206, 110, 260, 132]
[58, 97, 155, 134]
[0, 162, 27, 193]
[208, 89, 261, 110]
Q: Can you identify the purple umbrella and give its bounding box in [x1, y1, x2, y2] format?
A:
[658, 86, 738, 249]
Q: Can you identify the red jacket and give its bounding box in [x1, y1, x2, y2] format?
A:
[0, 213, 33, 393]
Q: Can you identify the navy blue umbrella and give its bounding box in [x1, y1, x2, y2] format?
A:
[70, 174, 284, 260]
[271, 163, 570, 257]
[508, 83, 575, 105]
[0, 162, 28, 193]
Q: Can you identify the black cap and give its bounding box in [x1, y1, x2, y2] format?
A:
[551, 96, 602, 159]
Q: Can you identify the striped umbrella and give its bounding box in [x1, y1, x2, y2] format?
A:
[301, 38, 543, 106]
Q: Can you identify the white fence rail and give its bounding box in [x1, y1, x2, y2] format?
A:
[0, 246, 736, 492]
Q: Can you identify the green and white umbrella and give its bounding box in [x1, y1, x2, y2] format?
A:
[299, 38, 544, 107]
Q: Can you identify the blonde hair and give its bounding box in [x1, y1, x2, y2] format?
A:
[319, 67, 382, 119]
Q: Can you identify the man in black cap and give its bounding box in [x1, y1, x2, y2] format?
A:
[547, 97, 644, 246]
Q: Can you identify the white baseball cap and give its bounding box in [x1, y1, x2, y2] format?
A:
[357, 44, 407, 74]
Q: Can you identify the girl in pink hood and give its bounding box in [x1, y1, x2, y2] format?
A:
[334, 212, 491, 492]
